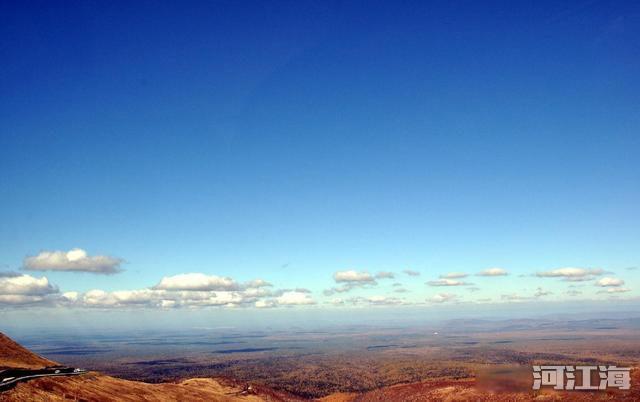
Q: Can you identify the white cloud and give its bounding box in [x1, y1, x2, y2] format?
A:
[111, 289, 158, 305]
[334, 296, 406, 306]
[24, 248, 123, 274]
[426, 279, 471, 287]
[426, 293, 458, 303]
[178, 291, 246, 307]
[244, 279, 272, 288]
[325, 270, 378, 295]
[365, 296, 404, 306]
[276, 291, 315, 306]
[82, 289, 116, 306]
[535, 267, 604, 281]
[595, 277, 625, 287]
[598, 287, 631, 294]
[61, 291, 79, 302]
[160, 300, 176, 309]
[440, 272, 468, 279]
[274, 288, 311, 295]
[477, 267, 508, 277]
[72, 288, 255, 308]
[0, 274, 58, 296]
[323, 284, 357, 296]
[374, 271, 395, 279]
[242, 287, 273, 298]
[154, 273, 240, 291]
[255, 299, 276, 308]
[333, 270, 376, 283]
[0, 274, 60, 306]
[0, 295, 48, 305]
[403, 269, 420, 277]
[53, 270, 287, 309]
[81, 289, 158, 307]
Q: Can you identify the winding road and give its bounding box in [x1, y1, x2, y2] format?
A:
[0, 367, 87, 390]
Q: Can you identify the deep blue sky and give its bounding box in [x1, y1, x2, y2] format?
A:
[0, 1, 638, 307]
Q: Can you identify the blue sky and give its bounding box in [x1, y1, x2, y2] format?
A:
[0, 1, 638, 319]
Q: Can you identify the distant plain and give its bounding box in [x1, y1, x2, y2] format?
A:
[15, 317, 640, 398]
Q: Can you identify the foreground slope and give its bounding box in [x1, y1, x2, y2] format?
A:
[1, 375, 274, 402]
[0, 333, 56, 369]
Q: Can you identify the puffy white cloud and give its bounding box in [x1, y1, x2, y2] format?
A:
[154, 273, 240, 291]
[160, 300, 176, 308]
[196, 291, 246, 306]
[333, 270, 376, 283]
[477, 267, 508, 277]
[535, 267, 603, 281]
[57, 276, 317, 309]
[244, 279, 272, 288]
[61, 291, 79, 302]
[403, 269, 420, 277]
[111, 289, 158, 305]
[165, 290, 250, 307]
[325, 270, 378, 296]
[52, 270, 283, 309]
[242, 287, 273, 298]
[274, 288, 311, 295]
[426, 293, 458, 303]
[255, 299, 276, 308]
[426, 279, 471, 287]
[81, 289, 157, 307]
[440, 272, 468, 279]
[0, 274, 60, 306]
[73, 288, 252, 308]
[0, 295, 48, 305]
[374, 271, 395, 279]
[24, 248, 123, 274]
[0, 274, 58, 296]
[276, 291, 315, 306]
[82, 289, 116, 306]
[595, 277, 625, 287]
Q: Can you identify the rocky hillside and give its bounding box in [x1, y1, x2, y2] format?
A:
[0, 333, 56, 369]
